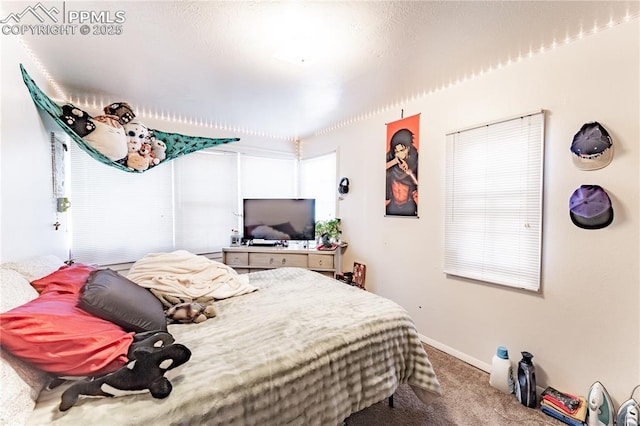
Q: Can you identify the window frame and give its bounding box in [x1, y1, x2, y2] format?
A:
[444, 110, 545, 292]
[68, 145, 335, 265]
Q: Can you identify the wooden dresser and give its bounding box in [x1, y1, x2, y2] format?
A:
[222, 246, 340, 277]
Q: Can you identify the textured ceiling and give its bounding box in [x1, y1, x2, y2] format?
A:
[6, 1, 639, 140]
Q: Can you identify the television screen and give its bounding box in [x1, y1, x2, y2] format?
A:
[243, 198, 316, 241]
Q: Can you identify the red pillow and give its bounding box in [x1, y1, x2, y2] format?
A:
[31, 263, 93, 294]
[0, 264, 133, 376]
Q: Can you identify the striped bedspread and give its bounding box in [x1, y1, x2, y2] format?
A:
[29, 268, 441, 425]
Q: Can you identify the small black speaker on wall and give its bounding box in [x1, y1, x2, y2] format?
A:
[338, 177, 350, 195]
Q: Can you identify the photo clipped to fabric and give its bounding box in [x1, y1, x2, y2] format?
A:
[353, 262, 366, 290]
[385, 113, 420, 217]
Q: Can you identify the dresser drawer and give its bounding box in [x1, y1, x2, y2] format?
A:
[249, 253, 308, 268]
[308, 254, 334, 269]
[225, 252, 248, 266]
[223, 247, 339, 274]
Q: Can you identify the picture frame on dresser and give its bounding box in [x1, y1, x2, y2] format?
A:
[353, 262, 366, 289]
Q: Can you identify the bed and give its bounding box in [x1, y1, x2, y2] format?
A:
[2, 257, 441, 425]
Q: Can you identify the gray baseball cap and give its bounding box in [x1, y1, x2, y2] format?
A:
[570, 122, 613, 170]
[569, 185, 613, 229]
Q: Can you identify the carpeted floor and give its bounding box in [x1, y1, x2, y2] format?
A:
[345, 345, 560, 425]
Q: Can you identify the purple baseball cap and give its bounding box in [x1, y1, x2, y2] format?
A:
[569, 185, 613, 229]
[570, 122, 613, 170]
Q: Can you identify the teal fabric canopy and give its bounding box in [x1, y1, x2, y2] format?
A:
[21, 64, 239, 173]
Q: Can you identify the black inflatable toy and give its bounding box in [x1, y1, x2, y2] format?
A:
[59, 333, 191, 411]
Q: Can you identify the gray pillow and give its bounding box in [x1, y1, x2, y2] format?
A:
[79, 269, 167, 333]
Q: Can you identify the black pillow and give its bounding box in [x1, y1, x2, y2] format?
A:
[79, 269, 167, 333]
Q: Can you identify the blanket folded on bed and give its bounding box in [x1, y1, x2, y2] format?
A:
[126, 250, 257, 306]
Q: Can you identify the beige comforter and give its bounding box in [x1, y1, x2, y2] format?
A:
[126, 250, 257, 305]
[29, 268, 441, 425]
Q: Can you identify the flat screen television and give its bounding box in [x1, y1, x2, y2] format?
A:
[243, 198, 316, 242]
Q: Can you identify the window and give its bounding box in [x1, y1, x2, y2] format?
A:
[69, 142, 174, 265]
[299, 152, 337, 221]
[239, 154, 296, 199]
[444, 111, 545, 291]
[174, 151, 238, 254]
[69, 141, 334, 265]
[70, 146, 301, 265]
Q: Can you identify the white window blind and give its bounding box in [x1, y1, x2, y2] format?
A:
[444, 111, 545, 291]
[69, 146, 240, 265]
[69, 144, 174, 265]
[239, 154, 296, 198]
[300, 152, 337, 221]
[174, 151, 238, 254]
[69, 146, 329, 264]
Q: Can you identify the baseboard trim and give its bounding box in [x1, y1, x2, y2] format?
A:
[419, 334, 492, 373]
[420, 334, 549, 397]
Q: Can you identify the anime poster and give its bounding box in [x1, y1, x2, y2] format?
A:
[385, 114, 420, 217]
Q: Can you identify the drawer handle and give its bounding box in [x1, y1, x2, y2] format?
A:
[281, 258, 286, 264]
[269, 258, 274, 264]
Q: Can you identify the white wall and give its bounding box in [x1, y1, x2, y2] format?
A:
[0, 35, 68, 262]
[304, 21, 639, 405]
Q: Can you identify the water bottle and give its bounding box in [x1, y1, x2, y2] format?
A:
[489, 346, 514, 394]
[515, 351, 537, 408]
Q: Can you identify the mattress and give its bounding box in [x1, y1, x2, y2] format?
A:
[29, 267, 441, 425]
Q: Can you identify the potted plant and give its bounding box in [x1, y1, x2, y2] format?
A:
[315, 218, 342, 246]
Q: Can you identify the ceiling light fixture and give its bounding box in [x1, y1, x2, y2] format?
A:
[272, 38, 315, 65]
